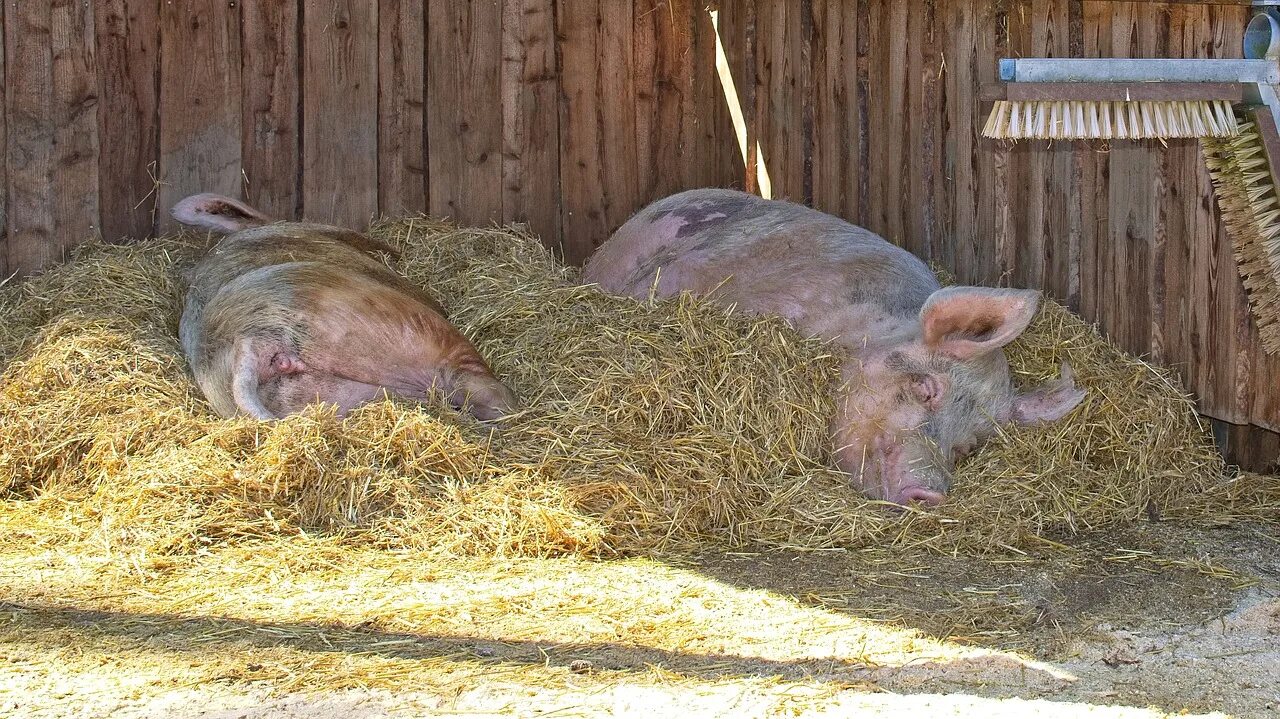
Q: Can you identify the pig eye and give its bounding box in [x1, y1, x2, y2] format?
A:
[909, 373, 948, 410]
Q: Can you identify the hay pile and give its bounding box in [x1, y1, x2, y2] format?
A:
[0, 218, 1271, 563]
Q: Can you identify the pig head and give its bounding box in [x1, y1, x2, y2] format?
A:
[583, 188, 1086, 507]
[829, 286, 1085, 505]
[172, 193, 517, 423]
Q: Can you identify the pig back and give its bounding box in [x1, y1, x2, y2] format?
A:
[181, 223, 443, 361]
[184, 223, 397, 305]
[584, 188, 940, 343]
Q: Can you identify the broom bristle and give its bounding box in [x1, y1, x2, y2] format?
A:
[1203, 119, 1280, 355]
[983, 99, 1239, 140]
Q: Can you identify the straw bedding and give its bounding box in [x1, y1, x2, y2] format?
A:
[0, 218, 1272, 562]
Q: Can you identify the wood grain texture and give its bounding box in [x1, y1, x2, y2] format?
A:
[501, 0, 559, 243]
[427, 0, 503, 227]
[157, 0, 240, 235]
[698, 7, 742, 191]
[301, 0, 377, 227]
[0, 1, 8, 275]
[635, 0, 687, 206]
[379, 0, 425, 217]
[980, 81, 1246, 101]
[95, 0, 158, 242]
[556, 0, 639, 263]
[242, 0, 300, 220]
[6, 1, 101, 272]
[714, 0, 759, 194]
[810, 0, 858, 221]
[755, 0, 809, 204]
[947, 0, 977, 286]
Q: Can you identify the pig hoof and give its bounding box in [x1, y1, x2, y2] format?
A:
[894, 486, 946, 507]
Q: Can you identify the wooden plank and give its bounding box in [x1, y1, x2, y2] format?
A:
[685, 3, 738, 191]
[635, 0, 691, 205]
[6, 1, 100, 273]
[1142, 3, 1171, 366]
[157, 0, 240, 235]
[883, 0, 907, 244]
[555, 0, 603, 261]
[1157, 2, 1202, 384]
[301, 0, 377, 228]
[755, 0, 809, 204]
[715, 0, 758, 195]
[1078, 1, 1111, 325]
[1189, 2, 1239, 419]
[598, 0, 640, 240]
[1043, 0, 1075, 306]
[976, 0, 1012, 287]
[555, 0, 638, 263]
[427, 1, 503, 228]
[378, 0, 425, 218]
[853, 0, 871, 225]
[1100, 1, 1141, 345]
[501, 0, 558, 243]
[865, 0, 890, 239]
[1220, 6, 1257, 425]
[1063, 0, 1085, 312]
[922, 0, 950, 270]
[0, 1, 7, 275]
[948, 0, 978, 285]
[698, 5, 743, 191]
[978, 81, 1246, 102]
[1005, 1, 1033, 288]
[242, 0, 299, 220]
[95, 0, 159, 242]
[905, 0, 929, 260]
[810, 0, 858, 220]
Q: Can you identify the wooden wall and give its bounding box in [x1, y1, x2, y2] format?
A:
[0, 0, 741, 274]
[0, 0, 1276, 465]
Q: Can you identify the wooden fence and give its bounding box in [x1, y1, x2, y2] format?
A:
[0, 0, 1276, 465]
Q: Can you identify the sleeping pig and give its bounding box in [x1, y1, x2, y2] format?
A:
[172, 193, 517, 422]
[583, 188, 1085, 507]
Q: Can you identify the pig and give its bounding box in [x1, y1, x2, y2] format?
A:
[172, 193, 517, 423]
[582, 188, 1085, 507]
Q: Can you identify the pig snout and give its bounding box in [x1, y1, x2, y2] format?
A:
[833, 431, 952, 508]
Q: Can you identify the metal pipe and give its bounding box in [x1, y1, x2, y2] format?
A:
[999, 58, 1280, 85]
[1245, 11, 1280, 60]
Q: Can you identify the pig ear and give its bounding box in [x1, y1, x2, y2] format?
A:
[1010, 362, 1087, 424]
[920, 287, 1040, 359]
[171, 193, 271, 233]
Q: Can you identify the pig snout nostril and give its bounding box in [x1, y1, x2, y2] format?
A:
[896, 486, 946, 507]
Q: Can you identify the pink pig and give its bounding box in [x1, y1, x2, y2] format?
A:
[583, 189, 1085, 506]
[171, 193, 517, 423]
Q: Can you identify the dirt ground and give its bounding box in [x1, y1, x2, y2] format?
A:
[2, 521, 1278, 719]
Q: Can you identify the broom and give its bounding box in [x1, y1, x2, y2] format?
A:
[981, 59, 1275, 141]
[1204, 109, 1280, 353]
[981, 11, 1280, 354]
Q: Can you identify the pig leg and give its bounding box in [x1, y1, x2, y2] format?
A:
[290, 277, 519, 422]
[259, 371, 389, 417]
[230, 337, 306, 420]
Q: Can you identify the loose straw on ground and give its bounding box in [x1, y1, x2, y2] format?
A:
[0, 218, 1273, 566]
